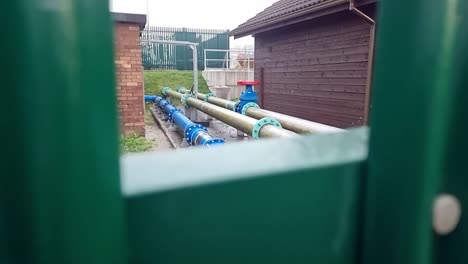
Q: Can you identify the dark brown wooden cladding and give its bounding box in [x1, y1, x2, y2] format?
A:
[254, 8, 374, 128]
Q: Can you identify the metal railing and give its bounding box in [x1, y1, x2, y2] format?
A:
[204, 49, 255, 71]
[141, 27, 229, 70]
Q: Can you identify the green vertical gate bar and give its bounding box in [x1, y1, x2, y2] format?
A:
[363, 0, 468, 263]
[2, 0, 126, 263]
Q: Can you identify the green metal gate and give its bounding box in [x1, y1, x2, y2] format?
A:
[141, 27, 229, 70]
[3, 0, 468, 263]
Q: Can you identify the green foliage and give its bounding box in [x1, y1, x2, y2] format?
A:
[144, 70, 211, 96]
[120, 134, 154, 153]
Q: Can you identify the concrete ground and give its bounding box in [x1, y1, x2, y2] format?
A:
[147, 107, 250, 151]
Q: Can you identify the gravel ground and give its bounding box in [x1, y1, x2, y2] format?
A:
[145, 124, 174, 151]
[144, 108, 175, 152]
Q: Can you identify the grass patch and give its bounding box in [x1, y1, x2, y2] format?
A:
[144, 70, 211, 96]
[120, 133, 154, 153]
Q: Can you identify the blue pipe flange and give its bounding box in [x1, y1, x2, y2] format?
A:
[233, 101, 240, 112]
[251, 117, 282, 139]
[177, 87, 187, 93]
[181, 93, 194, 107]
[204, 92, 215, 102]
[161, 87, 172, 97]
[160, 100, 170, 109]
[203, 139, 225, 146]
[241, 102, 260, 115]
[184, 124, 207, 145]
[168, 108, 183, 121]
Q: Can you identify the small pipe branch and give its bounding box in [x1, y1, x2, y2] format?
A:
[349, 0, 376, 124]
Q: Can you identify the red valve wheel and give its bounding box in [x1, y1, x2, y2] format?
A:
[237, 80, 260, 86]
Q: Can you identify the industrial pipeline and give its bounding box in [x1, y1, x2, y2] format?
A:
[145, 95, 224, 147]
[178, 82, 342, 134]
[159, 87, 297, 139]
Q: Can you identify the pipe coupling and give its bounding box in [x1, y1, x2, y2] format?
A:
[241, 102, 260, 115]
[168, 108, 183, 122]
[184, 124, 208, 145]
[177, 87, 187, 93]
[181, 93, 194, 107]
[233, 100, 240, 112]
[252, 117, 282, 139]
[204, 92, 215, 102]
[161, 87, 172, 97]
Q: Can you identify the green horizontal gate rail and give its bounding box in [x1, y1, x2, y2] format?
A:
[141, 26, 229, 70]
[3, 0, 468, 264]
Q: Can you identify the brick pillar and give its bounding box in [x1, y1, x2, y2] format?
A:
[113, 13, 146, 136]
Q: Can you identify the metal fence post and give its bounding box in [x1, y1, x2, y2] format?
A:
[2, 0, 127, 263]
[363, 0, 468, 263]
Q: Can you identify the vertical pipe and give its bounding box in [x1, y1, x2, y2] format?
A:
[349, 0, 376, 125]
[3, 0, 126, 263]
[204, 49, 207, 70]
[260, 67, 265, 107]
[191, 44, 198, 97]
[363, 25, 376, 124]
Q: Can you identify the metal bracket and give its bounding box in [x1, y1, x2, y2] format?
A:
[204, 92, 215, 102]
[252, 117, 282, 139]
[181, 93, 194, 107]
[241, 102, 260, 115]
[161, 87, 172, 97]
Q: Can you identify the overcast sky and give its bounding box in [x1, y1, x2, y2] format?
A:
[110, 0, 277, 46]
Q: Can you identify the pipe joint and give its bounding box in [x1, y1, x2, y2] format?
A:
[168, 108, 183, 122]
[252, 117, 282, 139]
[184, 124, 208, 145]
[233, 101, 240, 112]
[203, 139, 225, 146]
[160, 100, 170, 109]
[161, 87, 172, 97]
[155, 97, 163, 104]
[204, 92, 215, 102]
[177, 87, 187, 93]
[241, 102, 260, 115]
[181, 93, 194, 107]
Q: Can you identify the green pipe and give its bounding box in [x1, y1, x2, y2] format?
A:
[166, 90, 297, 138]
[179, 88, 342, 134]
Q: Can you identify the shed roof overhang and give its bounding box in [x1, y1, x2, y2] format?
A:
[230, 0, 376, 39]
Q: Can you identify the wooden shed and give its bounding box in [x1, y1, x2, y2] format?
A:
[231, 0, 377, 128]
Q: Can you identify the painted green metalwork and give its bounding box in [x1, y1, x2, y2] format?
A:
[3, 0, 468, 263]
[141, 27, 229, 70]
[252, 117, 282, 139]
[241, 102, 260, 115]
[122, 128, 368, 264]
[181, 92, 195, 107]
[2, 0, 126, 263]
[363, 0, 468, 263]
[204, 92, 215, 102]
[176, 86, 187, 93]
[161, 87, 172, 96]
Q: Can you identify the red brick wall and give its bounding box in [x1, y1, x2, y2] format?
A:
[114, 23, 145, 136]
